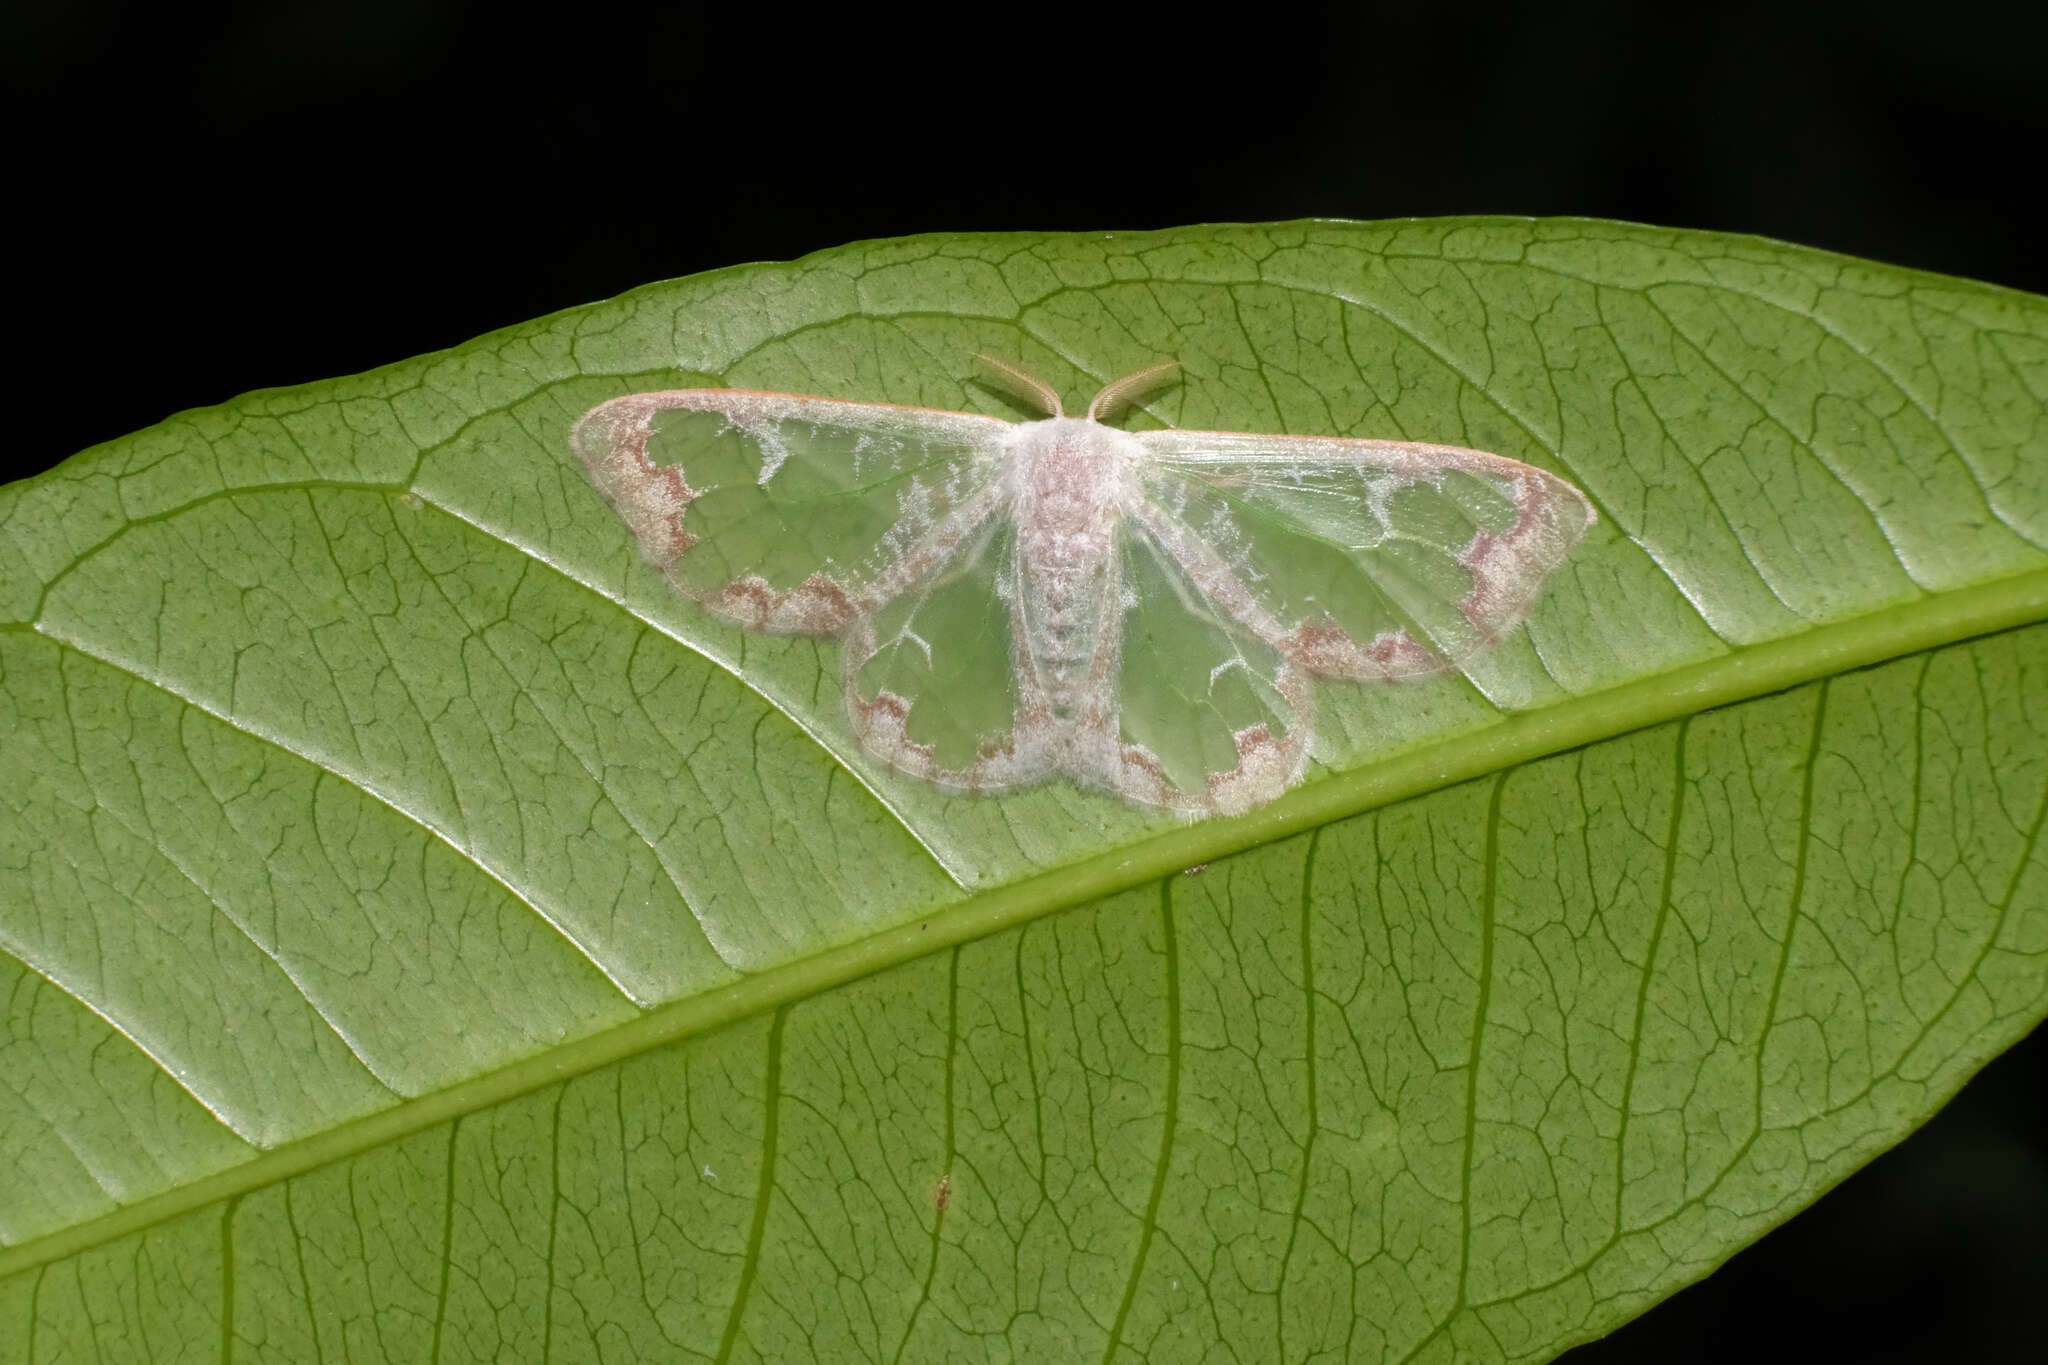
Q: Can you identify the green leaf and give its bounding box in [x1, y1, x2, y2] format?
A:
[2, 219, 2044, 1362]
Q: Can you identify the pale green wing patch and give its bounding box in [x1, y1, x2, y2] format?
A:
[1134, 429, 1595, 678]
[571, 391, 1008, 634]
[1111, 528, 1311, 817]
[845, 522, 1024, 782]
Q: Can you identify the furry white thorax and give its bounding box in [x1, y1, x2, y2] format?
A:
[1002, 415, 1146, 721]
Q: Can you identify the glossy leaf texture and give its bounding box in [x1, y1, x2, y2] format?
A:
[2, 219, 2045, 1363]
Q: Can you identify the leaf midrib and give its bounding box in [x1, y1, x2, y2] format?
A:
[5, 563, 2046, 1279]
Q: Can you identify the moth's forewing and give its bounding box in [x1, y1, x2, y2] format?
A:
[1134, 430, 1594, 675]
[1109, 529, 1311, 815]
[571, 391, 1007, 633]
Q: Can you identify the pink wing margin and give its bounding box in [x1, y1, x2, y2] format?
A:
[1131, 429, 1597, 681]
[569, 388, 1009, 635]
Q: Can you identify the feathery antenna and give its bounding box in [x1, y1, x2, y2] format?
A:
[973, 354, 1063, 418]
[1086, 361, 1180, 421]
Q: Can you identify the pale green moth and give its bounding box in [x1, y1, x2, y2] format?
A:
[571, 359, 1595, 817]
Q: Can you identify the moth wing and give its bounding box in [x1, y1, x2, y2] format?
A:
[1132, 429, 1595, 679]
[1099, 525, 1314, 817]
[846, 519, 1314, 814]
[841, 520, 1043, 794]
[571, 389, 1010, 634]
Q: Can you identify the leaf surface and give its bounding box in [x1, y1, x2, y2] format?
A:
[2, 219, 2045, 1362]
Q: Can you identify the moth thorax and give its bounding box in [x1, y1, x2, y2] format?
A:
[1009, 418, 1131, 548]
[1005, 418, 1134, 720]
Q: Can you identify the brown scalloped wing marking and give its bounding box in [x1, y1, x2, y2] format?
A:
[1135, 433, 1595, 687]
[1207, 662, 1316, 815]
[1275, 618, 1449, 683]
[1113, 721, 1305, 817]
[1111, 663, 1315, 816]
[844, 684, 1035, 796]
[1457, 471, 1593, 641]
[846, 687, 926, 771]
[704, 572, 859, 635]
[1206, 722, 1304, 817]
[571, 397, 699, 569]
[1130, 492, 1449, 686]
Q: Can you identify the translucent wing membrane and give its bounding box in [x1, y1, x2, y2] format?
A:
[842, 520, 1035, 793]
[838, 518, 1311, 816]
[571, 390, 1008, 634]
[1110, 528, 1312, 816]
[1131, 430, 1595, 679]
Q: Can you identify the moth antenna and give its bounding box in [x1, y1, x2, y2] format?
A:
[973, 353, 1063, 418]
[1087, 361, 1181, 422]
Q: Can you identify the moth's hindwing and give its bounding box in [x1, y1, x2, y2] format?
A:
[842, 519, 1038, 794]
[1110, 526, 1313, 816]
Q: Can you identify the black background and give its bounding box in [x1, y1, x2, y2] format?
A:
[6, 1, 2045, 1359]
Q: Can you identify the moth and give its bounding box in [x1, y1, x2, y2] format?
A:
[571, 358, 1594, 817]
